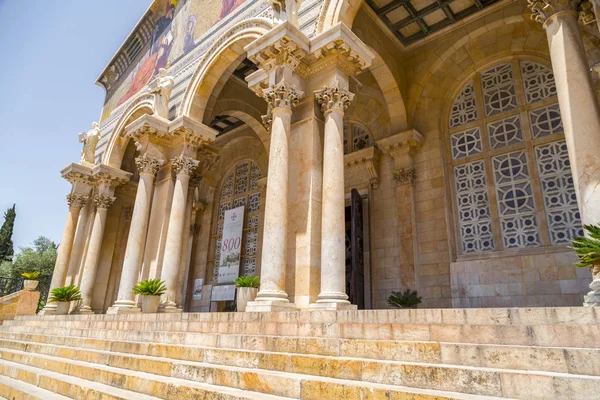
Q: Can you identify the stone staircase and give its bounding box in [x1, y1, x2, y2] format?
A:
[0, 308, 598, 399]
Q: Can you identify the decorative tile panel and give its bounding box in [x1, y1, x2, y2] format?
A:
[234, 162, 249, 195]
[520, 61, 557, 104]
[535, 141, 583, 244]
[529, 104, 563, 139]
[487, 115, 523, 149]
[234, 197, 247, 209]
[248, 216, 259, 229]
[451, 127, 482, 159]
[219, 201, 231, 221]
[250, 162, 261, 190]
[243, 257, 256, 276]
[450, 82, 478, 128]
[221, 173, 233, 200]
[481, 63, 518, 116]
[248, 193, 260, 212]
[245, 230, 258, 255]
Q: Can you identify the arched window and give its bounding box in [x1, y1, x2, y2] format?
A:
[448, 60, 582, 255]
[343, 121, 373, 154]
[211, 160, 262, 280]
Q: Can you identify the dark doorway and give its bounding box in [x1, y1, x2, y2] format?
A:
[345, 189, 365, 309]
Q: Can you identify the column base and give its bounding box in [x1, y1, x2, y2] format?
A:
[309, 302, 357, 311]
[158, 301, 182, 313]
[38, 304, 57, 315]
[245, 300, 298, 312]
[106, 300, 141, 314]
[71, 305, 95, 315]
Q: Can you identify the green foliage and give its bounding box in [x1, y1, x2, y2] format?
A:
[0, 205, 16, 263]
[133, 279, 167, 296]
[36, 300, 46, 314]
[21, 271, 40, 280]
[235, 275, 260, 288]
[571, 224, 600, 269]
[7, 237, 57, 278]
[387, 289, 422, 308]
[48, 286, 82, 302]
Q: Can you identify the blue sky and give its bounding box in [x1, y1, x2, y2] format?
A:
[0, 0, 150, 250]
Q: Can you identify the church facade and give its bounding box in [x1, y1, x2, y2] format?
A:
[43, 0, 600, 314]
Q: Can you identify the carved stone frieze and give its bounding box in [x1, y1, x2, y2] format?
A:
[171, 155, 200, 177]
[196, 146, 220, 175]
[344, 146, 381, 189]
[135, 153, 164, 176]
[246, 26, 308, 73]
[66, 193, 88, 209]
[315, 82, 354, 114]
[393, 166, 417, 185]
[93, 194, 116, 210]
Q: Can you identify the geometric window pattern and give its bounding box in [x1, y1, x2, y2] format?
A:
[492, 151, 540, 249]
[343, 122, 373, 154]
[450, 82, 478, 128]
[454, 161, 495, 253]
[535, 141, 583, 245]
[449, 59, 580, 254]
[451, 127, 482, 159]
[520, 61, 557, 104]
[212, 160, 262, 280]
[481, 63, 518, 117]
[487, 115, 523, 149]
[529, 104, 563, 139]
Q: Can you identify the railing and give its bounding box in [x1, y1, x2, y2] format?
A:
[0, 276, 51, 310]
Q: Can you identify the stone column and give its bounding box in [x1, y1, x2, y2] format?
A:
[177, 187, 203, 310]
[246, 82, 303, 312]
[72, 194, 115, 314]
[39, 193, 87, 314]
[310, 83, 356, 310]
[529, 0, 600, 305]
[159, 155, 199, 312]
[107, 154, 163, 314]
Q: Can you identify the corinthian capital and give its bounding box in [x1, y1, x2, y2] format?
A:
[171, 155, 200, 177]
[261, 81, 304, 129]
[315, 82, 354, 114]
[66, 193, 88, 209]
[135, 154, 164, 176]
[527, 0, 577, 25]
[93, 194, 116, 209]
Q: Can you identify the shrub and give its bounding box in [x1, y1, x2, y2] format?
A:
[571, 224, 600, 271]
[48, 286, 82, 302]
[235, 275, 260, 288]
[133, 279, 167, 296]
[387, 289, 422, 308]
[21, 271, 40, 280]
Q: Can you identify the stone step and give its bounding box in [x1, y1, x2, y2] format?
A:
[0, 352, 293, 400]
[3, 319, 600, 348]
[0, 346, 509, 400]
[1, 330, 598, 376]
[0, 336, 599, 399]
[0, 374, 71, 400]
[14, 307, 600, 326]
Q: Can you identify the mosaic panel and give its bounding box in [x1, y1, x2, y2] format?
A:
[451, 127, 482, 159]
[481, 63, 518, 116]
[450, 82, 478, 128]
[535, 141, 583, 244]
[520, 61, 557, 104]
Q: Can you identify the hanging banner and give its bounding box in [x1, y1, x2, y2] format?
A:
[217, 205, 245, 284]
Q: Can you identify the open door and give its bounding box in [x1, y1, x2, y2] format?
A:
[346, 189, 365, 309]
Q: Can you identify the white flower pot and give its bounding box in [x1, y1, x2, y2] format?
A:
[236, 287, 258, 312]
[141, 295, 161, 313]
[23, 280, 39, 290]
[55, 302, 70, 315]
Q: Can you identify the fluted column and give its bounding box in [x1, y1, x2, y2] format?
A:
[310, 83, 356, 310]
[528, 0, 600, 305]
[73, 194, 115, 314]
[246, 81, 303, 312]
[40, 193, 87, 314]
[107, 154, 163, 314]
[159, 155, 199, 312]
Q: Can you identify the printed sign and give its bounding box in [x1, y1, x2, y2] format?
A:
[210, 284, 236, 302]
[192, 278, 203, 300]
[217, 206, 245, 284]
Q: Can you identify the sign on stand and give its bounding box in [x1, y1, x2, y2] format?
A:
[217, 206, 245, 284]
[210, 284, 236, 302]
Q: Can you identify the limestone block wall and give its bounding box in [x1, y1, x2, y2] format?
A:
[450, 250, 592, 307]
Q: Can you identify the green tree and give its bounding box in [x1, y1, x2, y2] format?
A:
[10, 236, 57, 278]
[0, 204, 16, 263]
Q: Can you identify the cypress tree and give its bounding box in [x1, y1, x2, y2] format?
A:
[0, 204, 16, 263]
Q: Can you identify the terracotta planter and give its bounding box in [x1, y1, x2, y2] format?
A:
[236, 287, 258, 312]
[141, 295, 161, 313]
[55, 302, 70, 315]
[23, 280, 39, 290]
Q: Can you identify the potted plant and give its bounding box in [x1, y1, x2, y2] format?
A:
[48, 285, 82, 315]
[387, 289, 422, 309]
[133, 279, 166, 313]
[21, 272, 40, 290]
[571, 224, 600, 281]
[235, 275, 260, 312]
